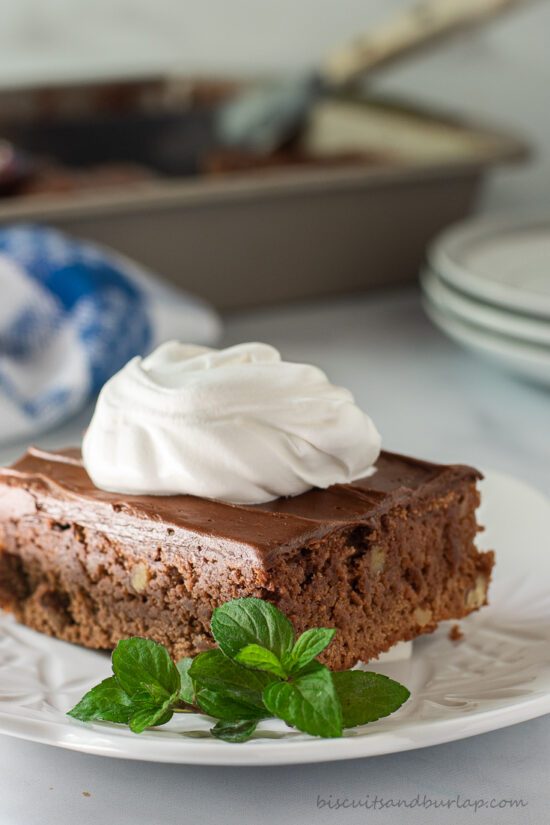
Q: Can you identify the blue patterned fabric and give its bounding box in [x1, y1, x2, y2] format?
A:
[0, 224, 220, 444]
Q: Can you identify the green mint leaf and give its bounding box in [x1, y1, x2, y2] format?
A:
[176, 657, 195, 704]
[190, 649, 275, 718]
[211, 718, 258, 743]
[286, 628, 336, 674]
[153, 708, 175, 727]
[263, 661, 342, 738]
[211, 597, 294, 661]
[195, 687, 266, 721]
[112, 637, 180, 704]
[234, 644, 287, 678]
[190, 649, 276, 695]
[67, 676, 135, 724]
[128, 695, 176, 734]
[332, 671, 410, 728]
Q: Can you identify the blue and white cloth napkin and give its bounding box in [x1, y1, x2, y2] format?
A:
[0, 224, 221, 445]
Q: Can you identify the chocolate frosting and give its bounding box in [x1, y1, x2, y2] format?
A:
[0, 447, 480, 566]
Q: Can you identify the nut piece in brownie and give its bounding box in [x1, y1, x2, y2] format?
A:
[0, 447, 494, 669]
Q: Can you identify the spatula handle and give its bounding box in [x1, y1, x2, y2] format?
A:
[322, 0, 534, 86]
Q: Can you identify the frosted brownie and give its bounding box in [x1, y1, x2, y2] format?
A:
[0, 446, 494, 669]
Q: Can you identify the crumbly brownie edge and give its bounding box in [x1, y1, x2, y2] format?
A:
[0, 516, 267, 659]
[265, 477, 494, 668]
[0, 477, 493, 668]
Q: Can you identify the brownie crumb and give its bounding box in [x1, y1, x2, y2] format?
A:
[449, 624, 464, 641]
[82, 792, 91, 797]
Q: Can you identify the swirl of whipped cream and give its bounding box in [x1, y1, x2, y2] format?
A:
[82, 341, 381, 504]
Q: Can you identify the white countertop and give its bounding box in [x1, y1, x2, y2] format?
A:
[0, 286, 548, 824]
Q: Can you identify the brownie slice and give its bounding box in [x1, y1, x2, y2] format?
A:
[0, 447, 494, 669]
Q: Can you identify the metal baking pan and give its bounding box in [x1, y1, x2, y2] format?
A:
[0, 78, 527, 310]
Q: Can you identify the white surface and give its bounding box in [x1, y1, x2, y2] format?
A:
[429, 212, 550, 317]
[1, 289, 549, 819]
[0, 469, 549, 765]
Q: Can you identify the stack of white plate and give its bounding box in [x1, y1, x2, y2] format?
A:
[421, 212, 550, 387]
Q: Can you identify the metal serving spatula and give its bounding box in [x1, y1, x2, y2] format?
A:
[217, 0, 534, 153]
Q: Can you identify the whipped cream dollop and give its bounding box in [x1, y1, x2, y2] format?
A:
[82, 341, 381, 504]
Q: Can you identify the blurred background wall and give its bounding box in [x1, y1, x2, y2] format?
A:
[1, 0, 549, 210]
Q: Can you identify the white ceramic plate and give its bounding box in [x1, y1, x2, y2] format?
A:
[0, 470, 549, 766]
[423, 294, 550, 387]
[420, 265, 550, 347]
[428, 212, 550, 318]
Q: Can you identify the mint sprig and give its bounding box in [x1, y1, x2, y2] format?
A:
[211, 598, 295, 661]
[189, 648, 274, 720]
[68, 676, 136, 724]
[176, 657, 194, 704]
[112, 637, 180, 704]
[285, 627, 337, 675]
[68, 597, 410, 742]
[263, 661, 343, 738]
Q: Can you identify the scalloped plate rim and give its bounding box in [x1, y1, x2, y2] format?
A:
[0, 670, 548, 766]
[0, 467, 549, 765]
